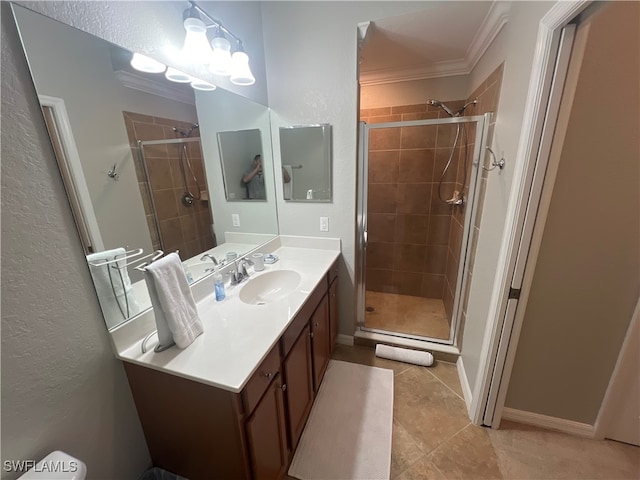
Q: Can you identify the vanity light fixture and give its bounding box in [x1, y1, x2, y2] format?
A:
[130, 53, 166, 74]
[182, 6, 213, 64]
[190, 78, 217, 91]
[210, 29, 232, 76]
[181, 1, 255, 86]
[165, 66, 192, 83]
[229, 42, 255, 86]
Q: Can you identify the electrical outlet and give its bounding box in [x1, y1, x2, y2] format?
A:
[232, 214, 240, 227]
[320, 216, 329, 232]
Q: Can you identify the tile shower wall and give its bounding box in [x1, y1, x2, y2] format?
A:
[361, 102, 465, 300]
[123, 111, 216, 260]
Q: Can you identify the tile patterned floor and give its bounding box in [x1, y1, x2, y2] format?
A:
[364, 291, 450, 340]
[331, 344, 640, 480]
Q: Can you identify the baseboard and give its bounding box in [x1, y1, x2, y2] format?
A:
[337, 334, 354, 346]
[456, 357, 473, 411]
[502, 407, 594, 438]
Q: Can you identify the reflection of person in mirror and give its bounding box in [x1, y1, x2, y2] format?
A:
[242, 154, 266, 199]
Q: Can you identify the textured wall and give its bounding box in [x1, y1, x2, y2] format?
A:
[1, 3, 150, 479]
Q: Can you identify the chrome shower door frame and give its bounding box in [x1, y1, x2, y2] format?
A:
[356, 113, 491, 347]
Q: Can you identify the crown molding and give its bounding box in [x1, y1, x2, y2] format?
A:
[466, 1, 511, 71]
[114, 70, 195, 105]
[360, 2, 511, 87]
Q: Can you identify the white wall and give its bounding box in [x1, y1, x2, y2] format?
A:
[468, 27, 507, 96]
[261, 1, 442, 336]
[460, 1, 555, 391]
[360, 75, 470, 109]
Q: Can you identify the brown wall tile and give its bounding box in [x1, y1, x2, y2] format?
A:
[369, 151, 400, 183]
[369, 213, 397, 243]
[401, 125, 437, 149]
[398, 149, 435, 183]
[369, 127, 401, 150]
[368, 183, 398, 214]
[395, 214, 428, 244]
[393, 244, 426, 272]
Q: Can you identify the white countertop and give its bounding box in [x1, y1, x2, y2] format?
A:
[116, 242, 340, 393]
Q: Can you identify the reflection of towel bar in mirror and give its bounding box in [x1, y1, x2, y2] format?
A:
[88, 248, 143, 267]
[283, 164, 303, 169]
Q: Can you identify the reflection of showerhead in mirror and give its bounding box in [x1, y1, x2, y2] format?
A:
[427, 99, 477, 117]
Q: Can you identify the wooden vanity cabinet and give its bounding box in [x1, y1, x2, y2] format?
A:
[245, 372, 288, 480]
[124, 260, 339, 480]
[310, 294, 331, 391]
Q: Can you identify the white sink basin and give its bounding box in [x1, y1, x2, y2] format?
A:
[239, 270, 302, 305]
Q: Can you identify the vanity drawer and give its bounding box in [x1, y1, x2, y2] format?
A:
[242, 345, 281, 415]
[281, 281, 327, 357]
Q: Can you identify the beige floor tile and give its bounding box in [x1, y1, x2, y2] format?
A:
[429, 424, 503, 480]
[394, 367, 470, 454]
[391, 419, 425, 479]
[428, 360, 464, 399]
[487, 421, 640, 479]
[365, 291, 450, 339]
[396, 456, 446, 480]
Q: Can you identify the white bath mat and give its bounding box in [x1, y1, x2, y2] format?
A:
[288, 360, 394, 480]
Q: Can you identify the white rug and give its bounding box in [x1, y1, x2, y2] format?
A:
[288, 360, 394, 480]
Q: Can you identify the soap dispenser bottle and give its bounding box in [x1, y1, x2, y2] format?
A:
[214, 269, 225, 301]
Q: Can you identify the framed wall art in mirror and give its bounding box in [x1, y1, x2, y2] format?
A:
[11, 3, 279, 330]
[279, 124, 332, 202]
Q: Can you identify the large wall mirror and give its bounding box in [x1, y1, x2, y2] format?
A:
[279, 124, 332, 202]
[12, 4, 279, 330]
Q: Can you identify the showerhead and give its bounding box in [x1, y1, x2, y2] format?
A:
[427, 99, 456, 117]
[427, 98, 477, 117]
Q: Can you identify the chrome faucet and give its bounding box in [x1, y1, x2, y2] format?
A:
[200, 253, 221, 266]
[230, 257, 253, 285]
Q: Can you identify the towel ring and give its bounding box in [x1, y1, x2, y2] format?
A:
[483, 146, 505, 172]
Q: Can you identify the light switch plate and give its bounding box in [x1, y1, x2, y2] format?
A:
[232, 214, 240, 227]
[320, 216, 329, 232]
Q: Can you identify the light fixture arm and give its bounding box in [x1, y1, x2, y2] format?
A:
[188, 1, 242, 45]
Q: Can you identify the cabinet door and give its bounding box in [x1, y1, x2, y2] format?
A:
[245, 373, 288, 480]
[329, 278, 339, 353]
[311, 294, 330, 391]
[283, 323, 314, 452]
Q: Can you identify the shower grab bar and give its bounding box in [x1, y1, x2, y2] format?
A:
[483, 146, 505, 172]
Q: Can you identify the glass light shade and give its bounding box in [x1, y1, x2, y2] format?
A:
[190, 79, 217, 91]
[130, 53, 166, 74]
[210, 36, 232, 76]
[165, 67, 192, 83]
[182, 17, 212, 64]
[230, 51, 255, 86]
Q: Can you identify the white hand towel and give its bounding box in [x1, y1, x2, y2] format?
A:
[283, 165, 293, 200]
[144, 252, 203, 349]
[87, 248, 140, 328]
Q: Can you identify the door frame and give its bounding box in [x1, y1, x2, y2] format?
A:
[469, 0, 591, 426]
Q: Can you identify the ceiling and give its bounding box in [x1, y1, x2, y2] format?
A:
[359, 1, 510, 85]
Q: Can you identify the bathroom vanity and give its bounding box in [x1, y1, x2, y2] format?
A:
[117, 238, 340, 480]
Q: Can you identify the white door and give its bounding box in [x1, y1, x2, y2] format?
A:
[595, 301, 640, 446]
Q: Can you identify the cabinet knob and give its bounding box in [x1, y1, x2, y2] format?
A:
[310, 332, 314, 339]
[278, 384, 287, 392]
[263, 372, 274, 380]
[315, 322, 319, 327]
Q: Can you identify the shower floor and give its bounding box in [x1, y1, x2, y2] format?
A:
[364, 291, 450, 340]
